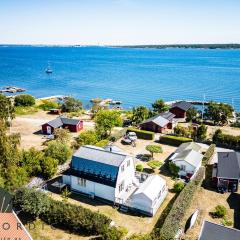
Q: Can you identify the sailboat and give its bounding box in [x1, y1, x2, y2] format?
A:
[45, 62, 53, 74]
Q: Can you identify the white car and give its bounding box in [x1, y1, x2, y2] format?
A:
[127, 132, 137, 141]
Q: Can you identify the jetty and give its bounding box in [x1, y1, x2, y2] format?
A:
[0, 86, 26, 93]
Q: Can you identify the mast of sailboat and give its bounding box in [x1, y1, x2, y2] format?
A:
[202, 94, 205, 122]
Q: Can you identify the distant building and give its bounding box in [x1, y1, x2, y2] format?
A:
[198, 220, 240, 240]
[140, 111, 176, 133]
[62, 145, 168, 216]
[42, 117, 83, 134]
[212, 152, 240, 192]
[169, 101, 192, 118]
[170, 142, 203, 179]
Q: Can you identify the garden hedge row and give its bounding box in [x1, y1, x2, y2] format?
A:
[159, 167, 205, 240]
[127, 128, 154, 140]
[202, 144, 215, 166]
[13, 188, 122, 238]
[159, 135, 192, 146]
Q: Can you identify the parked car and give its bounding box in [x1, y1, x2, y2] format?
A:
[127, 132, 137, 141]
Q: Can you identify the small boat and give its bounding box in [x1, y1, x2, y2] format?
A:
[45, 63, 53, 74]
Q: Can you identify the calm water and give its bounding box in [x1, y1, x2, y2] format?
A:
[0, 46, 240, 110]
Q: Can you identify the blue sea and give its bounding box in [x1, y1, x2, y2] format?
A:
[0, 46, 240, 110]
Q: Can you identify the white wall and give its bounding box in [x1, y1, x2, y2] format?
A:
[115, 156, 136, 201]
[63, 175, 115, 202]
[174, 160, 196, 176]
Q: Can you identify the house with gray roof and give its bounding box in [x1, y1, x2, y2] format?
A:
[62, 145, 168, 216]
[140, 111, 176, 133]
[170, 101, 192, 118]
[42, 117, 83, 134]
[198, 220, 240, 240]
[212, 152, 240, 192]
[170, 146, 203, 179]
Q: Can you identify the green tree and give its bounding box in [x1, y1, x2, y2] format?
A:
[205, 102, 233, 125]
[21, 148, 43, 176]
[45, 140, 72, 164]
[196, 124, 208, 141]
[76, 130, 99, 146]
[136, 164, 144, 172]
[94, 110, 122, 139]
[152, 99, 168, 113]
[61, 97, 82, 112]
[39, 100, 59, 111]
[145, 145, 163, 159]
[168, 162, 180, 177]
[14, 94, 35, 106]
[41, 156, 58, 179]
[14, 188, 51, 218]
[186, 107, 198, 122]
[0, 94, 15, 124]
[132, 106, 149, 125]
[214, 205, 227, 218]
[54, 128, 70, 143]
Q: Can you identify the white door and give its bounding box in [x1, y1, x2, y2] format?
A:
[47, 126, 52, 134]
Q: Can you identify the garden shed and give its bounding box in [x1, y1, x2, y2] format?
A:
[130, 175, 167, 216]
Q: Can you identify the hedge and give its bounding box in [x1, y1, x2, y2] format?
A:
[13, 188, 122, 237]
[202, 144, 215, 166]
[159, 135, 192, 146]
[159, 167, 205, 240]
[127, 128, 154, 140]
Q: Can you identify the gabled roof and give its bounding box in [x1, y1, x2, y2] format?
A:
[171, 101, 192, 111]
[70, 145, 129, 187]
[172, 149, 203, 168]
[217, 152, 240, 179]
[199, 220, 240, 240]
[175, 142, 202, 153]
[141, 111, 175, 128]
[45, 117, 81, 128]
[132, 175, 166, 202]
[0, 212, 33, 240]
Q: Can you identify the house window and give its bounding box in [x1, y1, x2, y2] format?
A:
[121, 165, 125, 172]
[180, 165, 186, 171]
[78, 178, 86, 187]
[119, 181, 124, 192]
[127, 160, 130, 167]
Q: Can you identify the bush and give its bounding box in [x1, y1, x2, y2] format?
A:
[95, 139, 109, 147]
[159, 135, 192, 146]
[14, 188, 111, 236]
[127, 128, 154, 140]
[173, 181, 185, 193]
[109, 128, 127, 142]
[202, 144, 215, 166]
[76, 130, 99, 146]
[45, 140, 72, 164]
[213, 205, 227, 218]
[39, 100, 59, 111]
[41, 156, 58, 179]
[147, 160, 162, 169]
[61, 97, 82, 112]
[15, 94, 35, 106]
[159, 168, 205, 240]
[101, 226, 128, 240]
[136, 164, 144, 172]
[168, 162, 180, 177]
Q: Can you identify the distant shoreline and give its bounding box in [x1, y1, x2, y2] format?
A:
[1, 44, 240, 49]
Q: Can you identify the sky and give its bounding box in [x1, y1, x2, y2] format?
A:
[0, 0, 240, 45]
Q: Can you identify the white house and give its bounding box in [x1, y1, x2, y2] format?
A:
[62, 145, 168, 216]
[170, 145, 203, 179]
[130, 175, 168, 216]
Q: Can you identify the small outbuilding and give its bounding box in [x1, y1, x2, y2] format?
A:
[198, 220, 240, 240]
[169, 101, 192, 118]
[130, 175, 168, 216]
[140, 111, 176, 133]
[42, 117, 83, 134]
[212, 152, 240, 192]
